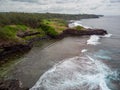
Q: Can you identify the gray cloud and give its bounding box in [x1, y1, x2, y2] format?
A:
[0, 0, 120, 15]
[110, 0, 120, 3]
[55, 0, 75, 4]
[11, 0, 38, 3]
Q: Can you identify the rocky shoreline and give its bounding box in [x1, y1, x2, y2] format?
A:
[0, 28, 107, 90]
[0, 28, 107, 62]
[57, 28, 107, 38]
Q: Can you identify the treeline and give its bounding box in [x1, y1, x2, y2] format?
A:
[0, 12, 101, 28]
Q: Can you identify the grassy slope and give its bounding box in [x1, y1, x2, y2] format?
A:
[0, 25, 46, 45]
[0, 19, 86, 47]
[0, 19, 68, 44]
[42, 19, 67, 33]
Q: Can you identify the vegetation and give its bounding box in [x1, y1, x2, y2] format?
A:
[0, 25, 45, 44]
[39, 24, 58, 37]
[0, 12, 101, 78]
[75, 26, 85, 30]
[42, 19, 67, 33]
[0, 25, 26, 42]
[0, 12, 100, 27]
[0, 12, 100, 44]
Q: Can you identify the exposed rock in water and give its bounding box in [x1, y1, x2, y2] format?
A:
[57, 29, 107, 38]
[0, 79, 29, 90]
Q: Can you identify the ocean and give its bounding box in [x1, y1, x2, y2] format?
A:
[30, 16, 120, 90]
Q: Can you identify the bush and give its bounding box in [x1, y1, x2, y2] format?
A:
[39, 24, 58, 38]
[0, 25, 28, 40]
[0, 26, 17, 40]
[75, 26, 84, 30]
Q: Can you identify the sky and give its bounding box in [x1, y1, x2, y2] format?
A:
[0, 0, 120, 15]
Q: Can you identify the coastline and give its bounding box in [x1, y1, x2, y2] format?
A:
[0, 15, 107, 89]
[0, 29, 107, 88]
[2, 36, 89, 89]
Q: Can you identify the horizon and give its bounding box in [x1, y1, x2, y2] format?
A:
[0, 0, 120, 16]
[1, 12, 120, 16]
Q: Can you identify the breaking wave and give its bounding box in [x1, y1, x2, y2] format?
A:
[87, 35, 101, 45]
[102, 34, 112, 38]
[68, 21, 91, 29]
[30, 55, 114, 90]
[87, 34, 112, 45]
[81, 49, 88, 53]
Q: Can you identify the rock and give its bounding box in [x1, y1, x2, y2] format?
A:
[57, 28, 107, 39]
[0, 35, 49, 61]
[63, 29, 107, 36]
[0, 44, 32, 60]
[0, 79, 29, 90]
[17, 31, 41, 38]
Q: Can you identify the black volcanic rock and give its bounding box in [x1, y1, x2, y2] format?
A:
[0, 44, 32, 60]
[0, 79, 29, 90]
[57, 29, 107, 38]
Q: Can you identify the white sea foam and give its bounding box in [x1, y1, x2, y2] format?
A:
[102, 34, 112, 38]
[68, 21, 91, 29]
[87, 35, 101, 45]
[81, 49, 88, 53]
[87, 33, 112, 46]
[30, 56, 112, 90]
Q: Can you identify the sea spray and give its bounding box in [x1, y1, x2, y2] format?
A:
[87, 35, 101, 45]
[68, 21, 91, 29]
[81, 49, 88, 53]
[102, 34, 112, 38]
[30, 56, 112, 90]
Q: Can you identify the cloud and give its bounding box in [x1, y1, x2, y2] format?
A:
[0, 0, 120, 15]
[11, 0, 38, 3]
[110, 0, 120, 3]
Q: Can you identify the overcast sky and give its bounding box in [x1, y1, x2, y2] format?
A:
[0, 0, 120, 15]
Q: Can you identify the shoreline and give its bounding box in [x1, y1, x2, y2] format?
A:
[0, 17, 107, 89]
[2, 36, 89, 89]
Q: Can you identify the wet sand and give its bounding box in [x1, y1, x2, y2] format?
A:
[6, 36, 88, 88]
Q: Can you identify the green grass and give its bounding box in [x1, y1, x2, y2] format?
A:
[23, 28, 46, 40]
[0, 25, 28, 41]
[75, 26, 85, 30]
[40, 24, 58, 37]
[0, 25, 46, 42]
[42, 19, 67, 33]
[0, 19, 68, 45]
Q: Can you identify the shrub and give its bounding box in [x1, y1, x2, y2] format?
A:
[39, 24, 58, 38]
[75, 26, 84, 30]
[0, 25, 28, 41]
[0, 26, 17, 40]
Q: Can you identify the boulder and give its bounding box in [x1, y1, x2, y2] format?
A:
[0, 79, 29, 90]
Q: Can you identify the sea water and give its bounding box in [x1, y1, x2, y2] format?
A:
[30, 16, 120, 90]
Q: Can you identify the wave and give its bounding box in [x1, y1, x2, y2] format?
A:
[30, 55, 113, 90]
[87, 33, 112, 46]
[102, 34, 112, 38]
[87, 35, 101, 45]
[68, 21, 91, 29]
[81, 49, 88, 53]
